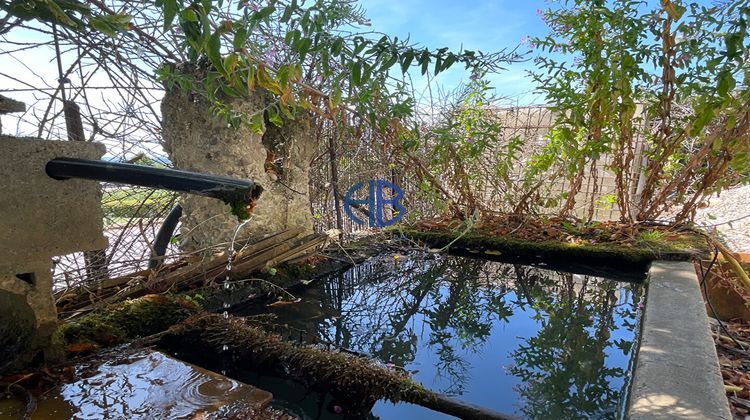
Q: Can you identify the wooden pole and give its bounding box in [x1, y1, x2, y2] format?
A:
[328, 132, 344, 239]
[63, 100, 109, 284]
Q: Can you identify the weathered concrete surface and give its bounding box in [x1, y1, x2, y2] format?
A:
[162, 87, 314, 253]
[0, 261, 60, 373]
[0, 136, 107, 271]
[0, 136, 107, 372]
[628, 261, 731, 419]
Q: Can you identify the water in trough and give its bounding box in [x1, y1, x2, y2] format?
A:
[234, 251, 645, 419]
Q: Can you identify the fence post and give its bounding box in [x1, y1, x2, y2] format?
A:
[63, 100, 109, 283]
[328, 132, 344, 239]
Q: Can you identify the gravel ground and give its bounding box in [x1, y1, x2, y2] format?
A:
[694, 185, 750, 252]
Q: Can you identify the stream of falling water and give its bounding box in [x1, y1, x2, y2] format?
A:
[220, 219, 253, 360]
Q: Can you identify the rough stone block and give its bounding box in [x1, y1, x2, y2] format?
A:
[0, 136, 107, 272]
[0, 260, 59, 373]
[162, 89, 314, 253]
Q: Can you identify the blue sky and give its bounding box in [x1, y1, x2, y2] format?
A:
[358, 0, 551, 104]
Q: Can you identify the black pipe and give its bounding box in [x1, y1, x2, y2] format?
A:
[149, 204, 183, 269]
[46, 157, 263, 206]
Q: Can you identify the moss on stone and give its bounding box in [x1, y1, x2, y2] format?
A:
[159, 314, 510, 419]
[394, 227, 706, 268]
[57, 295, 200, 348]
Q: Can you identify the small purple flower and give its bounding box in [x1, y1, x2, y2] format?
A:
[243, 1, 259, 11]
[333, 405, 343, 414]
[386, 362, 395, 369]
[466, 136, 475, 143]
[265, 47, 278, 66]
[469, 72, 479, 81]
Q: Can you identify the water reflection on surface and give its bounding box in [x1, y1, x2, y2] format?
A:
[0, 350, 273, 419]
[238, 252, 643, 419]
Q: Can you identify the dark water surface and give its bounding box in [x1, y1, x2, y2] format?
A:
[235, 252, 644, 419]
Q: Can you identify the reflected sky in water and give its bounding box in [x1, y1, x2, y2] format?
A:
[239, 252, 643, 419]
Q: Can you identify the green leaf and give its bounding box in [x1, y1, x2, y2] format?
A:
[90, 18, 113, 36]
[350, 61, 362, 86]
[400, 50, 414, 73]
[331, 37, 344, 56]
[381, 53, 398, 71]
[180, 8, 197, 22]
[717, 71, 736, 97]
[296, 37, 312, 54]
[207, 31, 224, 75]
[223, 53, 238, 73]
[267, 104, 283, 127]
[233, 25, 247, 50]
[44, 0, 77, 27]
[353, 38, 367, 55]
[726, 32, 743, 60]
[163, 0, 179, 29]
[285, 29, 301, 45]
[253, 5, 275, 21]
[250, 111, 265, 134]
[419, 50, 430, 75]
[329, 86, 342, 109]
[281, 5, 294, 22]
[362, 63, 373, 83]
[442, 53, 457, 71]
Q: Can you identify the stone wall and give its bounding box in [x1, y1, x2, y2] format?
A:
[161, 89, 315, 253]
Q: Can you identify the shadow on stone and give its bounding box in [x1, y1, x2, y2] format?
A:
[0, 289, 36, 374]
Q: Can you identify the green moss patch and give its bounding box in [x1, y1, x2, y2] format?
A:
[394, 225, 707, 274]
[58, 295, 200, 348]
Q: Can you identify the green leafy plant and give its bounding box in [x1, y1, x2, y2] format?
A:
[525, 0, 750, 223]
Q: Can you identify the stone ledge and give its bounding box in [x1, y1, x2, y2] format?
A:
[628, 261, 731, 419]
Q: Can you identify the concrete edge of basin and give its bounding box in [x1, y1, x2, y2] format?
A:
[627, 261, 731, 419]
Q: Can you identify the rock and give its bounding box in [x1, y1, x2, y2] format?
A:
[0, 289, 36, 373]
